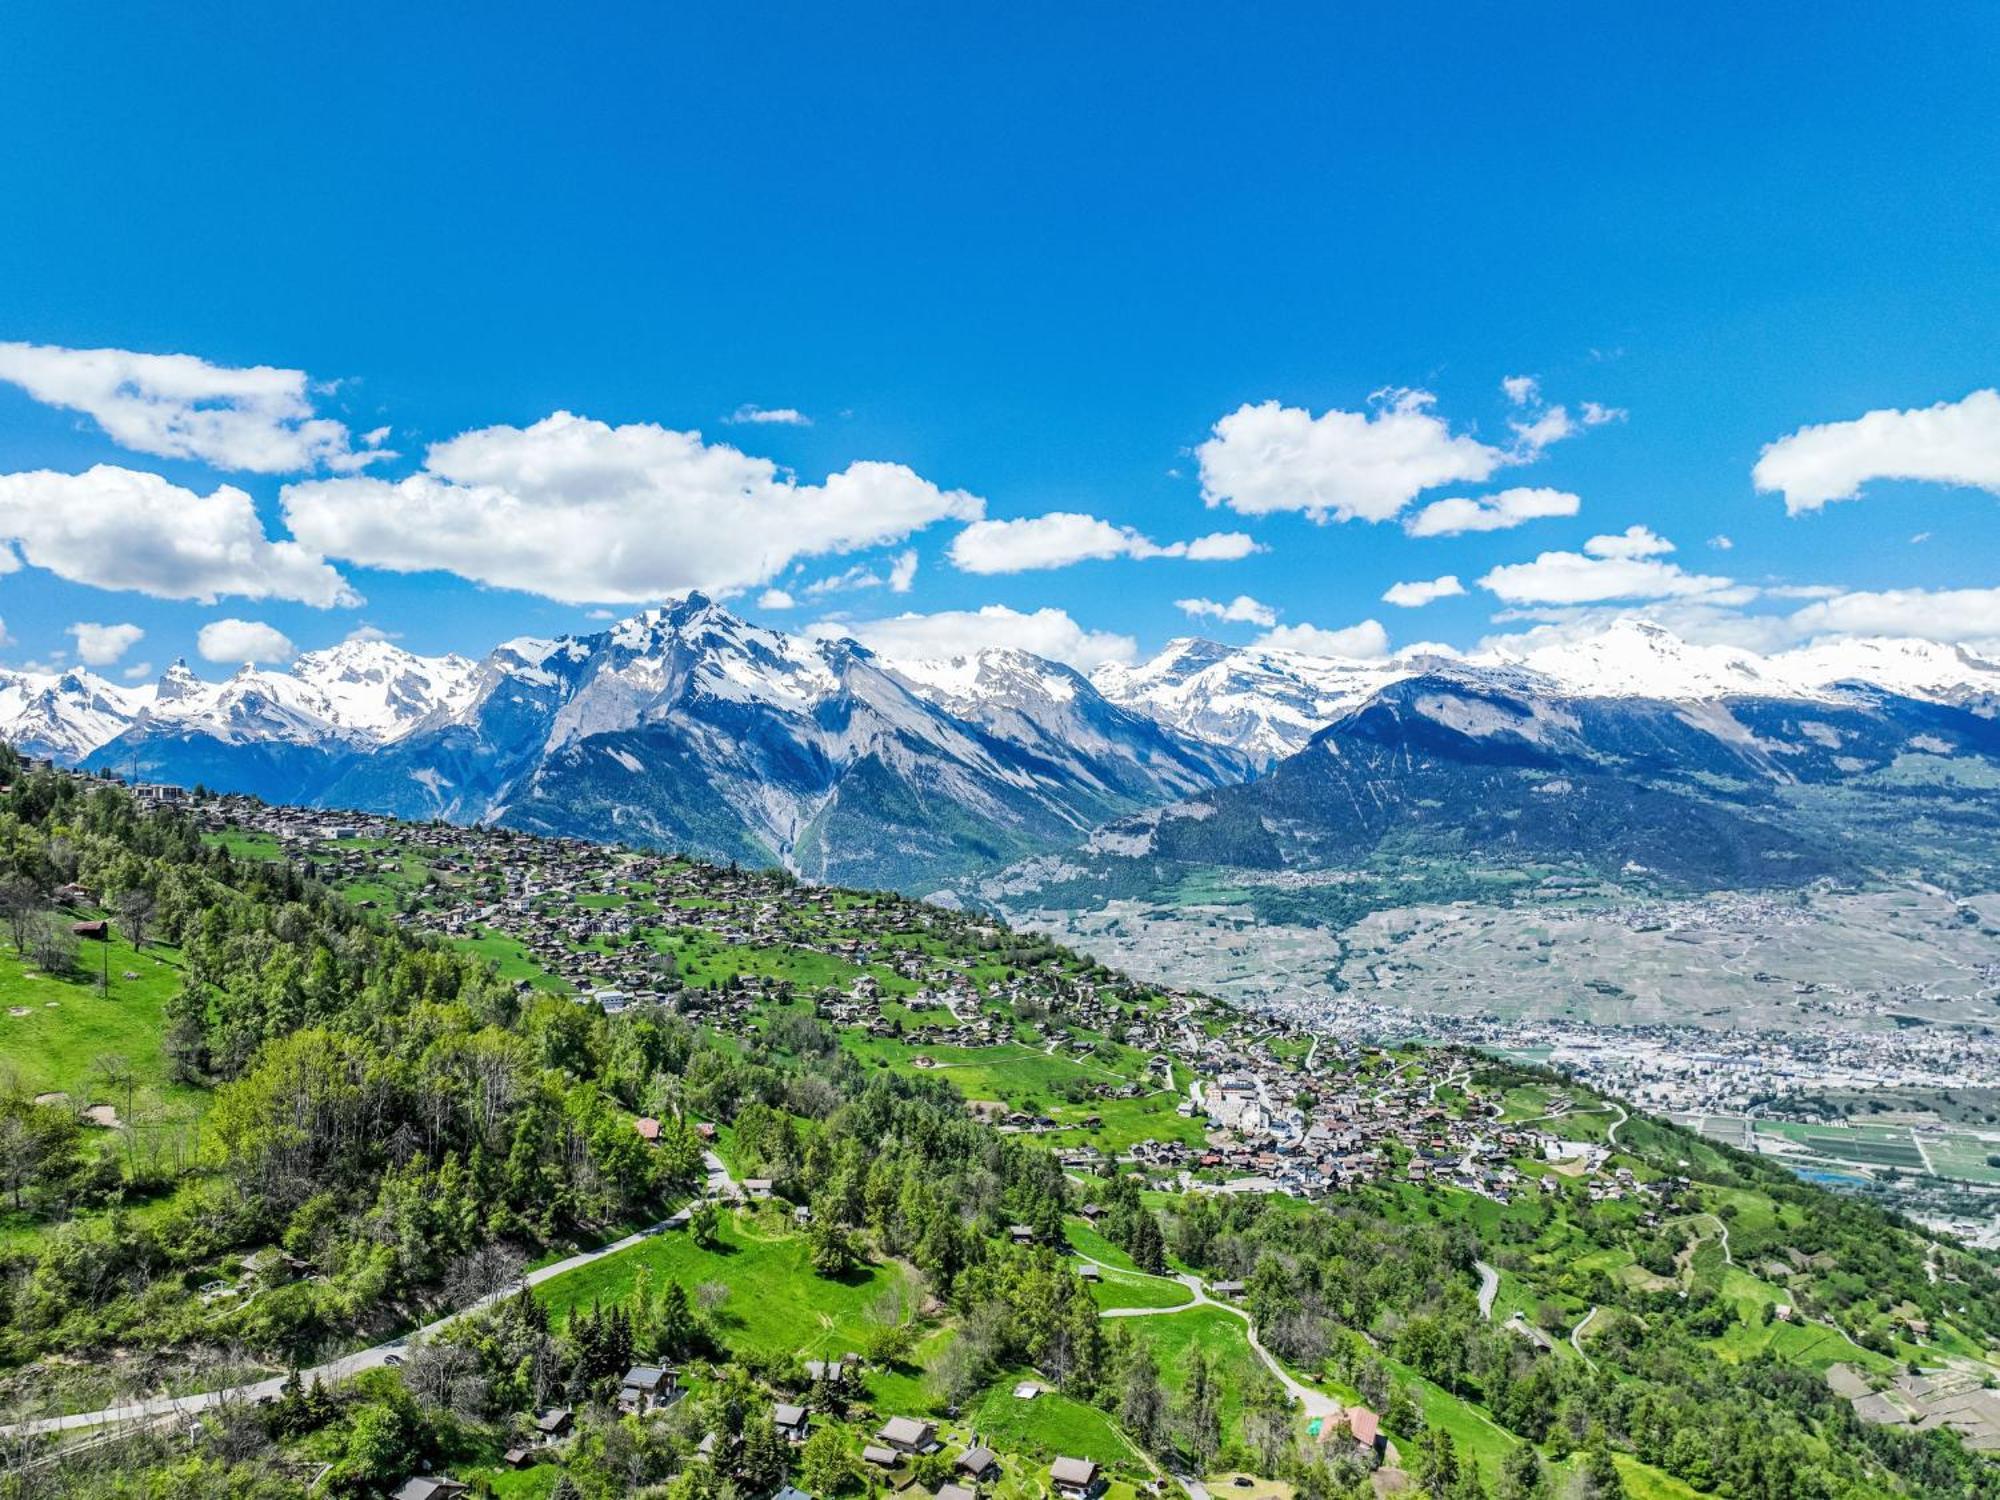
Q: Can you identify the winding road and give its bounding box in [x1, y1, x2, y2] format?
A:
[3, 1154, 745, 1441]
[1077, 1253, 1341, 1419]
[1475, 1260, 1500, 1320]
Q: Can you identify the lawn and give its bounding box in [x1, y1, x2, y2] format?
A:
[533, 1208, 911, 1363]
[0, 931, 205, 1117]
[1088, 1269, 1193, 1311]
[967, 1369, 1137, 1468]
[1115, 1306, 1266, 1443]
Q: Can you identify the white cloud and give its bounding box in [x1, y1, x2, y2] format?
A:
[1404, 486, 1580, 537]
[1785, 586, 2000, 644]
[1502, 375, 1540, 407]
[947, 511, 1256, 573]
[1754, 389, 2000, 514]
[282, 411, 982, 605]
[0, 465, 358, 606]
[1254, 619, 1391, 659]
[1708, 534, 1734, 550]
[888, 549, 918, 593]
[0, 341, 390, 474]
[66, 621, 144, 666]
[343, 623, 402, 643]
[1584, 524, 1674, 559]
[1197, 389, 1516, 523]
[1175, 595, 1279, 628]
[812, 605, 1136, 670]
[726, 404, 812, 427]
[197, 618, 295, 665]
[121, 660, 152, 681]
[1479, 530, 1739, 605]
[1581, 401, 1626, 427]
[1382, 575, 1465, 608]
[758, 588, 797, 610]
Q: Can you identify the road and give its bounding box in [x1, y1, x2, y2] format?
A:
[1475, 1261, 1500, 1320]
[4, 1154, 748, 1440]
[1570, 1306, 1600, 1369]
[1079, 1253, 1341, 1419]
[1606, 1101, 1629, 1147]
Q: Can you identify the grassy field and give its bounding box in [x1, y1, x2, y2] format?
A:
[0, 931, 202, 1114]
[533, 1207, 911, 1363]
[967, 1369, 1138, 1467]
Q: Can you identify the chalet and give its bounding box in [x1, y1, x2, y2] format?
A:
[773, 1402, 811, 1443]
[391, 1480, 469, 1500]
[1008, 1224, 1036, 1246]
[1050, 1457, 1101, 1500]
[862, 1444, 901, 1468]
[502, 1446, 533, 1469]
[937, 1485, 977, 1500]
[1345, 1406, 1386, 1458]
[955, 1446, 998, 1481]
[533, 1406, 574, 1439]
[618, 1364, 677, 1413]
[876, 1416, 938, 1454]
[743, 1178, 775, 1200]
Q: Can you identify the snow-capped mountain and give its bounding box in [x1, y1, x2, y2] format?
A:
[1002, 655, 2000, 908]
[11, 604, 1998, 894]
[1090, 637, 1415, 765]
[82, 595, 1242, 890]
[886, 648, 1247, 799]
[0, 668, 152, 763]
[1094, 619, 2000, 761]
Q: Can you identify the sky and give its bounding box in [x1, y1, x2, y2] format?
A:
[0, 4, 1996, 682]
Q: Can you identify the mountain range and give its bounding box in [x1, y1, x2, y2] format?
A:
[8, 604, 1997, 895]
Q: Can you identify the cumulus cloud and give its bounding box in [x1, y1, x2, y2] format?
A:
[888, 549, 918, 593]
[1254, 619, 1391, 659]
[281, 411, 982, 605]
[0, 341, 390, 474]
[1403, 486, 1580, 537]
[1479, 530, 1740, 605]
[1754, 389, 2000, 514]
[758, 588, 796, 610]
[1382, 575, 1465, 608]
[1785, 586, 2000, 644]
[1175, 595, 1279, 627]
[0, 465, 358, 606]
[66, 621, 144, 666]
[1197, 389, 1514, 523]
[1584, 524, 1674, 559]
[122, 661, 152, 680]
[197, 618, 296, 665]
[947, 511, 1256, 573]
[811, 605, 1136, 670]
[726, 404, 811, 426]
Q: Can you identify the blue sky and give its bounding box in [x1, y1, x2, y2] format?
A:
[0, 3, 1996, 679]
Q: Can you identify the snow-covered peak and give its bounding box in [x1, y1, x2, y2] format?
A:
[290, 638, 481, 739]
[0, 668, 149, 761]
[1485, 619, 1805, 701]
[1774, 636, 2000, 707]
[1094, 638, 1411, 764]
[154, 658, 203, 706]
[885, 648, 1085, 714]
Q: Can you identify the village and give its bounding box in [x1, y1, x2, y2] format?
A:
[185, 790, 1668, 1224]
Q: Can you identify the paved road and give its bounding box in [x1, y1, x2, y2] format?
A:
[1606, 1101, 1629, 1146]
[1475, 1260, 1500, 1320]
[4, 1156, 753, 1440]
[1570, 1305, 1600, 1369]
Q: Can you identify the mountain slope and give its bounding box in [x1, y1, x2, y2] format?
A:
[999, 662, 2000, 910]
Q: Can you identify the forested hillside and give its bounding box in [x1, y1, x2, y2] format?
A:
[1, 760, 1996, 1500]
